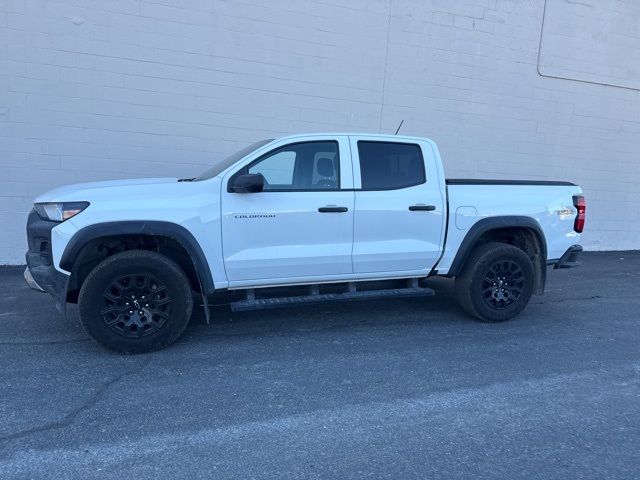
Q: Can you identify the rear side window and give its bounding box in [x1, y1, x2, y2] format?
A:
[358, 141, 425, 190]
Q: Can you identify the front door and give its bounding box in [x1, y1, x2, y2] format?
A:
[350, 136, 445, 275]
[221, 136, 354, 287]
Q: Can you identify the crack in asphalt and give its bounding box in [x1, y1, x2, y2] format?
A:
[531, 294, 639, 305]
[2, 362, 639, 475]
[0, 338, 90, 346]
[0, 358, 152, 443]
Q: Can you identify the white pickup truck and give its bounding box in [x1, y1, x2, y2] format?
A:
[24, 133, 585, 352]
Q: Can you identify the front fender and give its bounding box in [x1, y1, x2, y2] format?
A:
[59, 221, 215, 295]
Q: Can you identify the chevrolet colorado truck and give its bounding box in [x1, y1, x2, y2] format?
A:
[24, 134, 585, 353]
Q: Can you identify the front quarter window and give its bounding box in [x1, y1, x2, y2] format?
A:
[194, 139, 273, 181]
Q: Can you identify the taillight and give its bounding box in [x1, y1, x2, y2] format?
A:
[572, 194, 586, 233]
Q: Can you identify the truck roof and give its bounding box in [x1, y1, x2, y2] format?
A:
[273, 132, 435, 143]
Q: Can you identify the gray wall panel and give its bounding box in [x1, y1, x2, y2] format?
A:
[1, 0, 639, 263]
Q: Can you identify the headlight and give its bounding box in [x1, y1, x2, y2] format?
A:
[34, 202, 90, 222]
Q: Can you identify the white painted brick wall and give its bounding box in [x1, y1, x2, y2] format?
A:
[1, 0, 639, 263]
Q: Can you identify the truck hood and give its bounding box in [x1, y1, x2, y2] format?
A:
[34, 177, 179, 203]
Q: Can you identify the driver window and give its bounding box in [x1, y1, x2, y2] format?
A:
[249, 151, 295, 185]
[245, 141, 340, 191]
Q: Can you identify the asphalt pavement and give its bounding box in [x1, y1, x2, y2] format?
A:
[1, 252, 639, 479]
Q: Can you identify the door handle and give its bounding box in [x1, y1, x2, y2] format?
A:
[318, 206, 348, 213]
[409, 205, 436, 211]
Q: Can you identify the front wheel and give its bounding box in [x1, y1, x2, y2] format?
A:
[455, 242, 534, 322]
[78, 250, 193, 353]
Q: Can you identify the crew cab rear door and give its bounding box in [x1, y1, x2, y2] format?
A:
[220, 136, 354, 287]
[349, 136, 446, 275]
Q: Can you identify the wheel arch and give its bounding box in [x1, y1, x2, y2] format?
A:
[447, 216, 548, 294]
[60, 221, 215, 301]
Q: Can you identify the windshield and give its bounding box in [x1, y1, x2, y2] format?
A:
[194, 139, 274, 181]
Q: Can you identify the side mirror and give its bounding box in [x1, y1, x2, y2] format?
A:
[230, 173, 264, 193]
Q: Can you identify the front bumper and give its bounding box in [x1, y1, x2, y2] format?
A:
[24, 267, 44, 291]
[25, 208, 70, 313]
[548, 244, 583, 269]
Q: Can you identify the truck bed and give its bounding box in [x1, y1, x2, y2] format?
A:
[446, 179, 576, 186]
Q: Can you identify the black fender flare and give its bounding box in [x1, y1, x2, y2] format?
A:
[446, 216, 547, 278]
[59, 221, 215, 295]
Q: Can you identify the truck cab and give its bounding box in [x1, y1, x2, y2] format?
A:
[217, 134, 446, 287]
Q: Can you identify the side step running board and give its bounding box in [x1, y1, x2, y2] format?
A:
[230, 283, 435, 312]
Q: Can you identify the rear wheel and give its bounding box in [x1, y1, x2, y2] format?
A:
[455, 242, 534, 322]
[78, 250, 193, 353]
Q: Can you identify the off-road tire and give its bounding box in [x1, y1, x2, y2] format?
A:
[78, 250, 193, 353]
[455, 241, 534, 322]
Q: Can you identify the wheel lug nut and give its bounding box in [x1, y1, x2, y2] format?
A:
[141, 296, 145, 299]
[145, 304, 149, 307]
[129, 310, 133, 314]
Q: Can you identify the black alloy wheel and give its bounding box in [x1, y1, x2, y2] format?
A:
[480, 260, 525, 310]
[101, 273, 172, 338]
